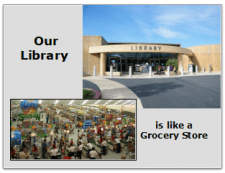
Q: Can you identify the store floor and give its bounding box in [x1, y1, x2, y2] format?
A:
[81, 149, 135, 160]
[11, 110, 135, 160]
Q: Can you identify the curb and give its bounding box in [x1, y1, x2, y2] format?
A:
[83, 88, 101, 99]
[92, 89, 101, 99]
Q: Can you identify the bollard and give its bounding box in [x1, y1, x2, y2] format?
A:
[93, 66, 96, 77]
[110, 66, 113, 78]
[190, 65, 193, 75]
[149, 66, 152, 78]
[196, 65, 198, 74]
[209, 64, 211, 73]
[203, 66, 205, 73]
[181, 66, 183, 76]
[129, 66, 132, 78]
[167, 66, 170, 77]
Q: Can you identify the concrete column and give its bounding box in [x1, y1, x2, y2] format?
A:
[149, 66, 152, 78]
[196, 65, 198, 74]
[93, 66, 96, 77]
[129, 66, 132, 78]
[181, 66, 183, 76]
[177, 53, 183, 72]
[190, 65, 193, 75]
[110, 66, 113, 78]
[167, 66, 170, 77]
[100, 53, 106, 76]
[209, 64, 211, 73]
[203, 66, 205, 73]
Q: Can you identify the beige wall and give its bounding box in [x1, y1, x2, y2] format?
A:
[181, 44, 221, 72]
[83, 36, 108, 76]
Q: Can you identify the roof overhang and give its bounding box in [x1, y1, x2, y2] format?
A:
[89, 44, 193, 56]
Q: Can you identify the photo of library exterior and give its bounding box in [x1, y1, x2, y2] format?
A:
[83, 35, 221, 76]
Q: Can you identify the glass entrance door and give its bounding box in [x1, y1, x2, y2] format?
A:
[155, 59, 159, 67]
[150, 60, 155, 71]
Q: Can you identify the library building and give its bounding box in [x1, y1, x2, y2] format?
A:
[83, 35, 221, 76]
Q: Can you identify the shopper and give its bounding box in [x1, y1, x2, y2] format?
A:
[89, 147, 98, 159]
[52, 141, 56, 148]
[42, 136, 47, 143]
[78, 136, 83, 144]
[77, 141, 83, 159]
[99, 136, 103, 144]
[10, 146, 15, 159]
[28, 132, 31, 146]
[50, 146, 58, 159]
[60, 136, 64, 152]
[125, 131, 129, 141]
[115, 137, 121, 153]
[86, 140, 93, 155]
[46, 114, 49, 124]
[101, 138, 107, 155]
[56, 140, 60, 149]
[32, 144, 38, 153]
[21, 140, 26, 150]
[68, 143, 76, 157]
[18, 148, 29, 159]
[98, 153, 102, 159]
[70, 138, 74, 145]
[42, 139, 47, 159]
[61, 142, 65, 155]
[63, 152, 71, 160]
[111, 134, 115, 141]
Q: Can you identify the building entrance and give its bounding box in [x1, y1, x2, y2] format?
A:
[106, 53, 177, 74]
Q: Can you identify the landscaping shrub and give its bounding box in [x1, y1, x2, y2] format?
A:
[83, 89, 92, 99]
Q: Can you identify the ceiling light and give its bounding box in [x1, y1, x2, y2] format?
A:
[129, 101, 136, 105]
[82, 100, 88, 105]
[69, 100, 74, 105]
[122, 100, 133, 105]
[104, 100, 112, 105]
[95, 100, 101, 104]
[114, 100, 122, 105]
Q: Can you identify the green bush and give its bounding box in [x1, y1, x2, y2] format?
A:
[166, 59, 178, 71]
[83, 89, 92, 99]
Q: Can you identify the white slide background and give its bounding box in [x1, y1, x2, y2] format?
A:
[3, 4, 222, 170]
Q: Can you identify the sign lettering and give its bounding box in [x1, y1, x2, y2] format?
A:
[131, 46, 161, 51]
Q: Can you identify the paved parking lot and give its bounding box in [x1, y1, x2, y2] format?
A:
[83, 79, 100, 92]
[109, 75, 220, 108]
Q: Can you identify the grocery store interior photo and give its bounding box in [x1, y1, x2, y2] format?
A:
[10, 99, 136, 160]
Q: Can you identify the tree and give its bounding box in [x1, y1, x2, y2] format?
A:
[166, 59, 178, 71]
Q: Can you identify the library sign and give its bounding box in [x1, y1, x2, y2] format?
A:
[131, 45, 161, 51]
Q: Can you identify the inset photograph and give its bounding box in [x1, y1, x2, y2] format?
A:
[10, 99, 136, 160]
[83, 5, 221, 108]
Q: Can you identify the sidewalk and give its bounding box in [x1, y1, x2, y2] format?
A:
[99, 71, 221, 79]
[84, 77, 143, 109]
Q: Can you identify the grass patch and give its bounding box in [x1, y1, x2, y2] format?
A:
[83, 89, 92, 99]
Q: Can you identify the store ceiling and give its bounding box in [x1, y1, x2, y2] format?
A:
[11, 99, 136, 106]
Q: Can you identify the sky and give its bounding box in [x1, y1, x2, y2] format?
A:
[83, 5, 221, 48]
